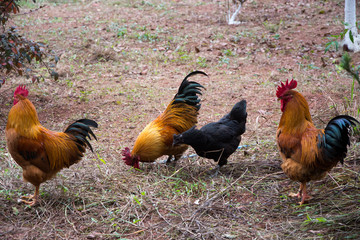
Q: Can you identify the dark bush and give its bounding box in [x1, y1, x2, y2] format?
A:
[0, 0, 58, 88]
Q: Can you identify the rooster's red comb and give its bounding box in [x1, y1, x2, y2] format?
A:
[121, 147, 140, 169]
[14, 85, 29, 98]
[122, 147, 131, 163]
[276, 79, 297, 98]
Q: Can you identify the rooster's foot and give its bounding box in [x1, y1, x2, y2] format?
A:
[20, 194, 34, 200]
[289, 192, 301, 198]
[19, 186, 40, 206]
[19, 195, 38, 206]
[21, 198, 38, 206]
[299, 194, 312, 205]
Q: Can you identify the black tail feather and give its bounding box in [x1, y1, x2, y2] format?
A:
[65, 127, 92, 140]
[75, 135, 93, 152]
[182, 71, 208, 84]
[65, 119, 98, 140]
[76, 119, 98, 128]
[65, 118, 98, 153]
[320, 115, 359, 163]
[173, 71, 207, 110]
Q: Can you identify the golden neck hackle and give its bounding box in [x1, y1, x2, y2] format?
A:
[7, 97, 41, 137]
[279, 91, 313, 134]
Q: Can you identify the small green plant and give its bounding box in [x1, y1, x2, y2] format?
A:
[211, 32, 224, 40]
[223, 49, 235, 57]
[231, 31, 254, 43]
[79, 90, 93, 102]
[263, 20, 282, 33]
[277, 67, 289, 73]
[117, 27, 127, 38]
[133, 195, 142, 206]
[139, 32, 158, 42]
[302, 214, 332, 225]
[65, 79, 73, 87]
[174, 48, 191, 62]
[108, 22, 128, 38]
[196, 56, 207, 68]
[218, 56, 230, 65]
[339, 52, 360, 85]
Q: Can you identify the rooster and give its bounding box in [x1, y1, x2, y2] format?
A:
[6, 85, 98, 206]
[276, 79, 358, 205]
[122, 71, 207, 169]
[172, 100, 247, 175]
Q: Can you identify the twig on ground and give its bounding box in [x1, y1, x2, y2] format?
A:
[64, 204, 79, 233]
[189, 168, 248, 222]
[153, 166, 185, 186]
[250, 171, 283, 192]
[155, 206, 198, 237]
[327, 173, 341, 188]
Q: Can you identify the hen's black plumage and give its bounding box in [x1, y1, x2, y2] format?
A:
[173, 100, 247, 167]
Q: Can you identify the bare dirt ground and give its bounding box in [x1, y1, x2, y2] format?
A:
[0, 0, 359, 239]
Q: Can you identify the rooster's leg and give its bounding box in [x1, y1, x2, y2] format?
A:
[165, 155, 178, 168]
[167, 154, 184, 167]
[289, 184, 303, 199]
[21, 185, 39, 206]
[299, 183, 311, 205]
[165, 155, 173, 163]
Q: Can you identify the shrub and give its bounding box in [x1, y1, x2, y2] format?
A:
[0, 0, 58, 88]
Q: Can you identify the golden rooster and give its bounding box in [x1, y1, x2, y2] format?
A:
[122, 71, 207, 169]
[6, 85, 98, 206]
[276, 79, 358, 204]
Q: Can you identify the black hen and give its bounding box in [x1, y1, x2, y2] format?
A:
[173, 100, 247, 172]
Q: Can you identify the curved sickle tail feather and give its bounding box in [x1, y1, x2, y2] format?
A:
[64, 119, 98, 152]
[320, 115, 359, 163]
[173, 71, 207, 110]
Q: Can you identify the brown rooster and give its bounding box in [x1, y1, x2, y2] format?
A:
[6, 85, 98, 206]
[276, 79, 358, 204]
[122, 71, 206, 169]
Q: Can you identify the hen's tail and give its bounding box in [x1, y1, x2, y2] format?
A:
[172, 71, 207, 110]
[320, 115, 358, 164]
[64, 119, 98, 153]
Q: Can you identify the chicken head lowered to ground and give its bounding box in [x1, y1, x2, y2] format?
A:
[122, 71, 207, 169]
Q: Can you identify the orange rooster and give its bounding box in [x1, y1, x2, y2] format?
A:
[276, 79, 358, 205]
[122, 71, 207, 169]
[6, 85, 98, 206]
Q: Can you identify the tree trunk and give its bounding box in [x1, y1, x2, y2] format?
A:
[342, 0, 360, 52]
[227, 0, 246, 25]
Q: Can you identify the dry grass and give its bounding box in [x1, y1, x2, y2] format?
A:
[0, 0, 360, 239]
